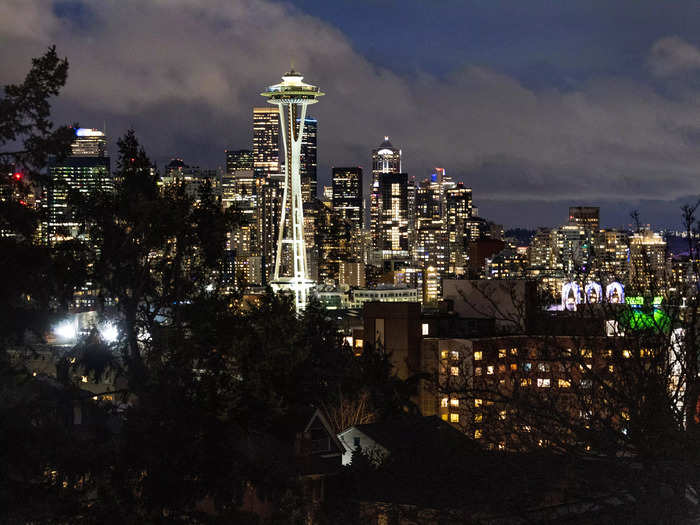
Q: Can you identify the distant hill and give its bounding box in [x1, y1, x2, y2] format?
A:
[505, 228, 535, 246]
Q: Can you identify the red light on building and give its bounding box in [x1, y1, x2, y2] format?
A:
[13, 172, 22, 181]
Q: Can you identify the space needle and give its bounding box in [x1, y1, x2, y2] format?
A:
[261, 69, 324, 311]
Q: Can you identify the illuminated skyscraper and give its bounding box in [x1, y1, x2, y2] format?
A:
[370, 137, 401, 254]
[332, 167, 363, 231]
[44, 128, 111, 245]
[226, 149, 253, 175]
[261, 69, 324, 310]
[299, 117, 317, 204]
[568, 206, 600, 231]
[377, 171, 409, 258]
[70, 128, 107, 156]
[629, 229, 667, 293]
[446, 183, 473, 275]
[252, 107, 280, 181]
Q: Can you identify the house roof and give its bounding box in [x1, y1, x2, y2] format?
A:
[345, 415, 480, 456]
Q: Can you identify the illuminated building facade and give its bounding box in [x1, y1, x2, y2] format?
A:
[252, 108, 282, 283]
[628, 229, 668, 294]
[485, 247, 528, 279]
[298, 117, 317, 204]
[261, 69, 324, 310]
[44, 128, 112, 245]
[445, 183, 473, 275]
[332, 167, 363, 231]
[370, 137, 401, 255]
[252, 107, 280, 181]
[224, 151, 262, 286]
[594, 229, 629, 279]
[568, 206, 600, 231]
[377, 171, 409, 259]
[435, 334, 649, 450]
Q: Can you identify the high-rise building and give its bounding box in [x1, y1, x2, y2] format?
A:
[71, 127, 107, 156]
[226, 149, 253, 174]
[44, 128, 111, 245]
[569, 206, 600, 231]
[222, 149, 255, 209]
[261, 69, 324, 310]
[332, 167, 363, 231]
[629, 229, 667, 293]
[594, 229, 629, 280]
[252, 108, 282, 282]
[252, 107, 280, 181]
[370, 137, 401, 254]
[299, 117, 317, 204]
[377, 171, 409, 259]
[446, 183, 473, 275]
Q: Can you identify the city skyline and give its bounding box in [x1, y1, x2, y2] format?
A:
[3, 1, 700, 229]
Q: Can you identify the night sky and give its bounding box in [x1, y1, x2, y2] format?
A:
[3, 0, 700, 229]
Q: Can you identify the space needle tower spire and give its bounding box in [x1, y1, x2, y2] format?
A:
[261, 68, 324, 310]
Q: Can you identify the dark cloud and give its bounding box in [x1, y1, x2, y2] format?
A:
[1, 0, 700, 228]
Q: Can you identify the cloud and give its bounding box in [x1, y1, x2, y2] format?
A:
[649, 36, 700, 76]
[1, 1, 700, 227]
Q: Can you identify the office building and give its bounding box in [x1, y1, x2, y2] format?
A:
[299, 117, 317, 204]
[252, 107, 280, 181]
[44, 128, 112, 245]
[628, 229, 667, 293]
[332, 167, 363, 231]
[569, 206, 600, 231]
[370, 137, 401, 254]
[377, 171, 409, 259]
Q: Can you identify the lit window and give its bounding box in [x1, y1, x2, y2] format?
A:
[441, 397, 448, 408]
[450, 350, 460, 360]
[608, 365, 614, 373]
[498, 442, 505, 450]
[498, 364, 506, 373]
[474, 351, 483, 361]
[474, 429, 482, 439]
[450, 413, 459, 423]
[623, 349, 632, 359]
[441, 414, 448, 421]
[521, 378, 532, 387]
[474, 413, 483, 423]
[510, 348, 518, 355]
[537, 378, 550, 388]
[510, 363, 518, 371]
[487, 366, 494, 375]
[581, 348, 592, 358]
[450, 398, 459, 407]
[538, 363, 550, 372]
[475, 367, 482, 376]
[81, 375, 88, 383]
[621, 411, 630, 421]
[558, 379, 571, 388]
[523, 363, 532, 372]
[440, 350, 448, 359]
[422, 323, 429, 336]
[474, 398, 483, 407]
[499, 410, 507, 420]
[498, 348, 506, 359]
[450, 366, 459, 376]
